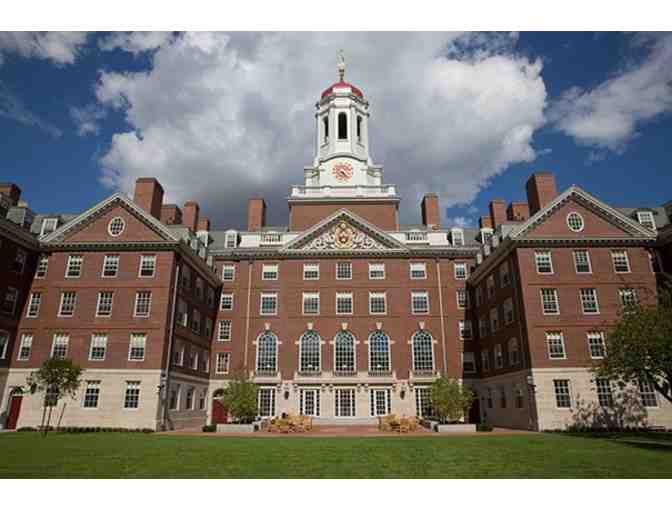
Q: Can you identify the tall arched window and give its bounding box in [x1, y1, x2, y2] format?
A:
[338, 112, 348, 140]
[299, 330, 321, 373]
[334, 330, 356, 373]
[322, 116, 329, 142]
[368, 331, 390, 373]
[412, 330, 434, 372]
[256, 331, 278, 373]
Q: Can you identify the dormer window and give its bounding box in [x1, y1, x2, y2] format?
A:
[40, 218, 58, 237]
[480, 228, 493, 244]
[322, 116, 329, 143]
[338, 112, 348, 140]
[450, 228, 465, 246]
[636, 211, 656, 231]
[225, 230, 238, 249]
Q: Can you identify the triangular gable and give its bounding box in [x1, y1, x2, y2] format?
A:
[43, 193, 178, 244]
[281, 209, 409, 253]
[509, 186, 657, 240]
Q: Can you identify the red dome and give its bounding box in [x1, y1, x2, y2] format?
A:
[321, 80, 364, 99]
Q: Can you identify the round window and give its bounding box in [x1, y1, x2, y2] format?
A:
[566, 212, 585, 232]
[108, 217, 126, 237]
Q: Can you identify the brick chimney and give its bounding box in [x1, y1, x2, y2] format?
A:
[526, 172, 557, 215]
[479, 216, 493, 229]
[133, 178, 164, 220]
[421, 193, 440, 230]
[197, 216, 210, 232]
[507, 201, 530, 222]
[489, 199, 507, 228]
[0, 183, 22, 206]
[183, 201, 200, 232]
[160, 204, 182, 225]
[248, 197, 266, 232]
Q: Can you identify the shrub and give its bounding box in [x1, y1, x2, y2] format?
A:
[430, 377, 476, 424]
[202, 424, 216, 432]
[476, 423, 493, 432]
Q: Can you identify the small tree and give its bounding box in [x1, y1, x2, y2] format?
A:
[598, 291, 672, 404]
[430, 376, 475, 424]
[26, 358, 83, 435]
[219, 371, 258, 423]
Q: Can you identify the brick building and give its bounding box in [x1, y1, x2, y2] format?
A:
[1, 64, 671, 431]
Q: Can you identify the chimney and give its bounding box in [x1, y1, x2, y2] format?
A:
[421, 193, 440, 230]
[507, 201, 530, 222]
[479, 216, 493, 229]
[248, 197, 266, 232]
[133, 178, 164, 219]
[489, 199, 507, 229]
[0, 183, 22, 206]
[160, 204, 182, 225]
[183, 201, 200, 232]
[197, 216, 210, 232]
[526, 172, 557, 215]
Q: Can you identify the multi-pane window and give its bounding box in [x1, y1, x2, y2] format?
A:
[124, 381, 141, 409]
[299, 331, 321, 373]
[410, 263, 427, 279]
[134, 291, 152, 317]
[256, 331, 278, 373]
[262, 264, 279, 280]
[494, 344, 504, 369]
[451, 228, 465, 246]
[303, 263, 319, 280]
[456, 288, 468, 309]
[580, 288, 600, 314]
[51, 334, 69, 359]
[0, 331, 7, 359]
[102, 255, 120, 277]
[481, 350, 490, 372]
[216, 352, 230, 374]
[587, 331, 606, 359]
[535, 251, 553, 274]
[368, 263, 385, 280]
[619, 288, 638, 307]
[368, 331, 391, 373]
[479, 318, 489, 338]
[218, 320, 232, 341]
[199, 389, 207, 410]
[299, 388, 321, 417]
[369, 292, 387, 315]
[108, 217, 125, 236]
[500, 262, 511, 287]
[541, 288, 560, 315]
[369, 388, 392, 417]
[454, 262, 467, 280]
[35, 256, 49, 278]
[334, 330, 356, 373]
[336, 292, 353, 315]
[83, 381, 101, 408]
[17, 334, 32, 360]
[225, 232, 238, 248]
[65, 255, 83, 278]
[128, 333, 146, 361]
[503, 298, 514, 325]
[636, 211, 656, 230]
[639, 379, 658, 407]
[611, 250, 631, 273]
[191, 309, 201, 334]
[412, 330, 434, 372]
[169, 386, 180, 410]
[566, 212, 585, 232]
[204, 318, 213, 338]
[258, 388, 276, 417]
[185, 387, 194, 410]
[26, 292, 41, 318]
[220, 293, 234, 311]
[459, 320, 472, 340]
[302, 292, 320, 315]
[462, 352, 476, 374]
[139, 255, 156, 277]
[335, 388, 356, 417]
[554, 379, 571, 408]
[89, 334, 108, 361]
[573, 250, 592, 274]
[596, 379, 613, 407]
[207, 287, 215, 308]
[12, 249, 27, 273]
[221, 264, 235, 282]
[508, 338, 520, 365]
[415, 387, 432, 417]
[96, 291, 114, 317]
[336, 261, 352, 280]
[515, 387, 524, 408]
[260, 292, 278, 315]
[547, 332, 566, 359]
[58, 291, 77, 317]
[411, 291, 429, 314]
[490, 307, 499, 332]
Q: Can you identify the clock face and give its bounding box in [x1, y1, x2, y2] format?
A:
[332, 162, 354, 182]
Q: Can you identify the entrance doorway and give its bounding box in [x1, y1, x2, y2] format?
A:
[370, 388, 391, 417]
[211, 390, 228, 424]
[468, 397, 481, 424]
[299, 389, 320, 417]
[6, 388, 24, 430]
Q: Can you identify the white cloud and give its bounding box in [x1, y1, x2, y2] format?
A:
[0, 32, 88, 66]
[98, 32, 174, 54]
[445, 216, 474, 228]
[95, 32, 547, 228]
[0, 82, 62, 137]
[70, 104, 107, 136]
[550, 33, 672, 151]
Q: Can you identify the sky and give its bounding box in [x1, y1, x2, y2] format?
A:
[1, 31, 671, 230]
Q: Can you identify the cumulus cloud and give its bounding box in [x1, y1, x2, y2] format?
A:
[0, 82, 62, 137]
[70, 103, 107, 136]
[550, 33, 672, 151]
[445, 216, 474, 228]
[0, 32, 88, 66]
[98, 32, 175, 54]
[95, 32, 547, 228]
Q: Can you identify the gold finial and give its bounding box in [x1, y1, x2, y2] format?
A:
[337, 49, 345, 81]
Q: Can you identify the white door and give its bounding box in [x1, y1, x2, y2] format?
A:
[300, 389, 320, 417]
[370, 389, 391, 417]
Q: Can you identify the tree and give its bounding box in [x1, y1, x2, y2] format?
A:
[430, 376, 475, 424]
[219, 371, 258, 424]
[26, 358, 83, 435]
[598, 290, 672, 405]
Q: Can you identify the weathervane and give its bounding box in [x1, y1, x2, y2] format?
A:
[337, 49, 345, 81]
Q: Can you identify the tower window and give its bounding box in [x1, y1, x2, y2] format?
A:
[323, 116, 329, 142]
[357, 115, 362, 141]
[338, 112, 348, 140]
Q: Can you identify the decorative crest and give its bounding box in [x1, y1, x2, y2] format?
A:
[337, 49, 345, 81]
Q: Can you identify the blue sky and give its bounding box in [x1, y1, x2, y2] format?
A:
[1, 31, 671, 229]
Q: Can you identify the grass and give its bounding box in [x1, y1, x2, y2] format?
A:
[1, 432, 671, 478]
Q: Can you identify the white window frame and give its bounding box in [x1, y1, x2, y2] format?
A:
[89, 334, 108, 361]
[554, 379, 572, 409]
[96, 291, 114, 317]
[139, 255, 157, 278]
[40, 218, 58, 237]
[128, 333, 146, 361]
[409, 263, 427, 280]
[65, 255, 83, 278]
[108, 217, 126, 237]
[221, 264, 235, 282]
[58, 291, 77, 317]
[587, 331, 606, 359]
[619, 288, 638, 307]
[133, 291, 152, 318]
[26, 292, 41, 318]
[335, 261, 352, 280]
[462, 352, 476, 374]
[101, 255, 120, 278]
[456, 288, 468, 310]
[123, 381, 141, 409]
[535, 250, 554, 274]
[580, 288, 600, 315]
[35, 256, 48, 279]
[82, 380, 101, 409]
[260, 292, 278, 316]
[218, 320, 232, 342]
[17, 334, 32, 361]
[262, 263, 279, 281]
[636, 211, 656, 231]
[220, 293, 234, 311]
[0, 331, 8, 359]
[216, 352, 230, 374]
[573, 250, 592, 274]
[547, 331, 566, 360]
[540, 288, 560, 315]
[336, 292, 353, 315]
[368, 292, 387, 315]
[411, 291, 430, 315]
[459, 320, 472, 340]
[51, 333, 69, 359]
[454, 262, 468, 280]
[566, 212, 585, 232]
[368, 262, 385, 280]
[302, 292, 320, 315]
[611, 250, 631, 274]
[303, 263, 320, 280]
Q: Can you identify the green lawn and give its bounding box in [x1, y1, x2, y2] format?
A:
[1, 432, 671, 478]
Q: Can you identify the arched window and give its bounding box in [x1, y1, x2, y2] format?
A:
[338, 112, 348, 140]
[334, 330, 356, 374]
[299, 330, 321, 373]
[356, 115, 362, 141]
[412, 330, 434, 372]
[256, 331, 278, 374]
[322, 116, 329, 142]
[368, 331, 390, 373]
